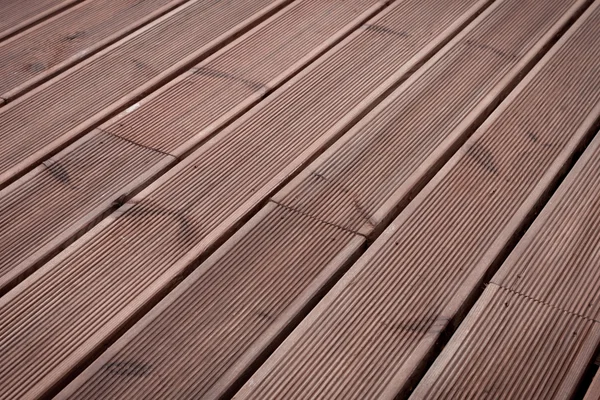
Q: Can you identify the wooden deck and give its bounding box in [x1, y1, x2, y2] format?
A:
[0, 0, 598, 398]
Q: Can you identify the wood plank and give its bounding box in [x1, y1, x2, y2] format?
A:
[412, 285, 600, 399]
[0, 0, 290, 187]
[492, 132, 600, 319]
[0, 130, 171, 294]
[273, 0, 588, 239]
[0, 0, 191, 101]
[413, 97, 600, 399]
[57, 0, 595, 398]
[0, 0, 386, 294]
[0, 0, 82, 42]
[0, 0, 485, 397]
[58, 203, 365, 399]
[585, 370, 600, 400]
[233, 3, 600, 399]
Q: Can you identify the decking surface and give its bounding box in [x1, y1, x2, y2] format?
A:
[0, 0, 598, 398]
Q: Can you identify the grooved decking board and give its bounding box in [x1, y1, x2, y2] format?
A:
[0, 0, 189, 101]
[0, 0, 288, 188]
[103, 0, 387, 154]
[0, 130, 172, 295]
[0, 0, 489, 397]
[491, 134, 600, 319]
[411, 127, 600, 399]
[53, 0, 592, 397]
[233, 3, 600, 399]
[586, 371, 600, 400]
[274, 0, 586, 238]
[0, 0, 81, 42]
[411, 285, 600, 399]
[0, 0, 386, 296]
[58, 203, 365, 399]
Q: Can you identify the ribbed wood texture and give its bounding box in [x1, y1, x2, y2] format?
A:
[0, 0, 80, 41]
[412, 285, 600, 399]
[0, 0, 283, 186]
[0, 0, 485, 397]
[234, 3, 600, 399]
[586, 371, 600, 400]
[414, 105, 600, 399]
[0, 0, 184, 99]
[58, 204, 363, 399]
[0, 131, 169, 294]
[105, 0, 384, 153]
[0, 0, 383, 298]
[275, 0, 582, 237]
[492, 133, 600, 319]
